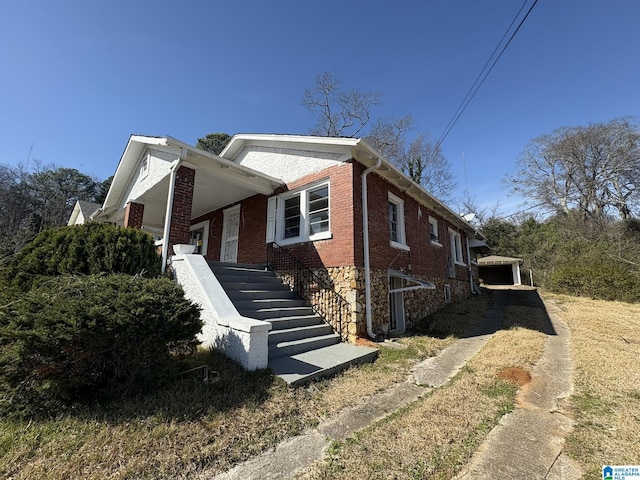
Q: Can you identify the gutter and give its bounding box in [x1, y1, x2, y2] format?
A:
[361, 157, 382, 340]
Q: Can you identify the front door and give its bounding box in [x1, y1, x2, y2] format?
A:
[220, 205, 240, 263]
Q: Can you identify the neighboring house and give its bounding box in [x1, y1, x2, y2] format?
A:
[67, 200, 102, 226]
[478, 255, 523, 286]
[79, 134, 485, 377]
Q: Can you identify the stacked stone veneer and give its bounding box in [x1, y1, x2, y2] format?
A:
[301, 266, 470, 341]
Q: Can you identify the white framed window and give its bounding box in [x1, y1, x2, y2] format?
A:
[388, 192, 409, 251]
[139, 152, 150, 179]
[428, 216, 441, 245]
[271, 181, 331, 245]
[449, 228, 465, 266]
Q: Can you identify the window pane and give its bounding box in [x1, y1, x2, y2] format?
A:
[284, 195, 301, 238]
[309, 210, 329, 234]
[308, 186, 328, 208]
[308, 186, 329, 236]
[389, 202, 398, 242]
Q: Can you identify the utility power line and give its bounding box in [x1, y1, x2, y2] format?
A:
[434, 0, 539, 152]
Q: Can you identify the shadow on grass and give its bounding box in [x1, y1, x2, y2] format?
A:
[71, 349, 283, 424]
[412, 286, 556, 341]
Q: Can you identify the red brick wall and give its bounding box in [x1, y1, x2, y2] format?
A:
[357, 161, 470, 282]
[280, 162, 356, 268]
[191, 159, 471, 284]
[169, 166, 195, 249]
[123, 202, 144, 229]
[237, 194, 269, 264]
[191, 194, 270, 264]
[191, 209, 223, 261]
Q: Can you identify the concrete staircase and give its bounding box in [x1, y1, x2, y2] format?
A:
[209, 261, 378, 385]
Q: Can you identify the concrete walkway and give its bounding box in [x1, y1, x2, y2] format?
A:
[211, 289, 580, 480]
[455, 297, 583, 480]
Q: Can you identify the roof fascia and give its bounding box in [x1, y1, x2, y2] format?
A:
[220, 134, 360, 161]
[352, 138, 478, 235]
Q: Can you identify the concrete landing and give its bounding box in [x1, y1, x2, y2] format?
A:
[268, 343, 379, 386]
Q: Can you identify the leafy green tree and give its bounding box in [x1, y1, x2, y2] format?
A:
[196, 133, 232, 155]
[94, 175, 113, 205]
[0, 164, 106, 256]
[480, 217, 518, 257]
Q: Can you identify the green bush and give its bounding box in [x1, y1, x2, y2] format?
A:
[550, 257, 640, 303]
[0, 274, 202, 417]
[4, 223, 161, 290]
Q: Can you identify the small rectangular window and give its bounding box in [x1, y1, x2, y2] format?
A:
[449, 229, 464, 265]
[139, 153, 150, 179]
[389, 202, 399, 242]
[388, 192, 409, 250]
[429, 216, 440, 244]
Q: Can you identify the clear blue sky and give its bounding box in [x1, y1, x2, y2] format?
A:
[2, 1, 639, 216]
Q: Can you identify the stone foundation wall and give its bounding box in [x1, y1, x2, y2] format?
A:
[308, 266, 471, 342]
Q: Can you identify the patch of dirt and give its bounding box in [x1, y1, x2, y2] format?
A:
[356, 338, 379, 348]
[497, 367, 532, 387]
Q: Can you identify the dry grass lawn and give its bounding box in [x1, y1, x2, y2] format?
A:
[10, 289, 632, 479]
[295, 303, 548, 480]
[547, 294, 640, 479]
[0, 295, 488, 479]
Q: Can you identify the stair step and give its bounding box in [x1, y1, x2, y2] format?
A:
[269, 333, 341, 359]
[208, 261, 268, 271]
[222, 282, 292, 292]
[213, 271, 276, 281]
[226, 289, 297, 301]
[233, 298, 307, 310]
[268, 315, 324, 330]
[268, 324, 334, 345]
[239, 306, 315, 320]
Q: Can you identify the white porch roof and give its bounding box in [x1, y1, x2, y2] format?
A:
[95, 135, 283, 229]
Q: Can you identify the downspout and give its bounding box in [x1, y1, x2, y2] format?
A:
[161, 155, 184, 274]
[362, 157, 382, 340]
[466, 236, 475, 294]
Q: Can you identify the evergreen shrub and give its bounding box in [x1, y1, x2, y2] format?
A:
[5, 223, 161, 290]
[0, 274, 202, 417]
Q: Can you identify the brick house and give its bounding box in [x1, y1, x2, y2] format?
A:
[86, 134, 483, 376]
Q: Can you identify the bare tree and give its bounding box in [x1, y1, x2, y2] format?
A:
[365, 115, 413, 161]
[303, 73, 456, 201]
[366, 115, 456, 202]
[302, 71, 380, 137]
[508, 118, 640, 221]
